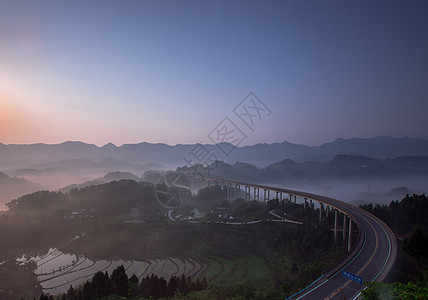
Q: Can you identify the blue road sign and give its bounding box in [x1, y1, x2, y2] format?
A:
[342, 270, 363, 285]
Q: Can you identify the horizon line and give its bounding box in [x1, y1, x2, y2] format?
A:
[0, 135, 422, 148]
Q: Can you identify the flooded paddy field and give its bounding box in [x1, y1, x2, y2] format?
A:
[18, 248, 207, 294]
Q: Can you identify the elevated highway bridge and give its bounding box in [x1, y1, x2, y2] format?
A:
[195, 177, 398, 300]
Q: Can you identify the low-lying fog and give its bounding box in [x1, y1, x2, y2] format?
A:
[0, 160, 169, 211]
[263, 176, 427, 207]
[1, 161, 426, 212]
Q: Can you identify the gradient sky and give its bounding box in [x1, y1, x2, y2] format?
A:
[1, 0, 427, 147]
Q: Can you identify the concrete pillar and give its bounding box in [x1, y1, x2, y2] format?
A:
[348, 218, 352, 252]
[326, 205, 329, 217]
[245, 186, 250, 201]
[276, 191, 280, 200]
[279, 192, 283, 202]
[334, 210, 338, 241]
[319, 203, 323, 221]
[343, 214, 347, 240]
[294, 195, 297, 203]
[264, 189, 270, 201]
[304, 198, 307, 209]
[289, 194, 292, 203]
[253, 187, 258, 200]
[310, 199, 313, 209]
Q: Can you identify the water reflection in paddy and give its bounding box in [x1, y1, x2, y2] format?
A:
[18, 248, 206, 294]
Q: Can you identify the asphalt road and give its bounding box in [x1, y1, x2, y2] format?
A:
[200, 178, 398, 300]
[291, 196, 397, 300]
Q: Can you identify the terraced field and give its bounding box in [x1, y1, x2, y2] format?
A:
[20, 249, 207, 294]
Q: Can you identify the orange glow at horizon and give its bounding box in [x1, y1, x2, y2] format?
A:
[0, 91, 46, 144]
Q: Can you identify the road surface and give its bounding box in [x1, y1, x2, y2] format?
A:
[197, 177, 397, 300]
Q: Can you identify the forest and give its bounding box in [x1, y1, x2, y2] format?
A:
[359, 194, 428, 299]
[39, 266, 208, 300]
[0, 180, 349, 299]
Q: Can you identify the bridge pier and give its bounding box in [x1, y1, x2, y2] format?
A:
[245, 186, 250, 201]
[264, 189, 270, 201]
[254, 187, 259, 200]
[227, 183, 232, 201]
[334, 209, 338, 241]
[186, 177, 396, 299]
[348, 218, 353, 252]
[343, 214, 347, 240]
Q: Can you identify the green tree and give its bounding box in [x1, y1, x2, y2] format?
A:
[362, 281, 428, 300]
[128, 274, 139, 297]
[179, 274, 189, 294]
[67, 285, 76, 300]
[92, 271, 109, 298]
[167, 276, 179, 297]
[110, 266, 128, 297]
[82, 281, 92, 300]
[403, 227, 428, 279]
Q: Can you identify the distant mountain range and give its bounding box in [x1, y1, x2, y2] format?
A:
[0, 171, 43, 208]
[61, 171, 144, 192]
[191, 155, 428, 185]
[1, 136, 428, 170]
[58, 154, 428, 204]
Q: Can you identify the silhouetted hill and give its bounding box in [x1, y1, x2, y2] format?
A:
[11, 169, 42, 176]
[8, 180, 158, 216]
[324, 155, 393, 179]
[141, 170, 165, 183]
[200, 155, 428, 184]
[232, 141, 320, 166]
[26, 158, 134, 171]
[0, 172, 9, 180]
[318, 136, 428, 158]
[261, 159, 312, 181]
[384, 156, 428, 175]
[103, 171, 141, 182]
[0, 171, 9, 180]
[1, 136, 428, 170]
[0, 172, 44, 209]
[61, 171, 141, 192]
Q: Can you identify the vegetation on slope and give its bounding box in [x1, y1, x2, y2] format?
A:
[360, 194, 428, 299]
[0, 180, 348, 299]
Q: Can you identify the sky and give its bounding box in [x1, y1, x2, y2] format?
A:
[1, 0, 427, 147]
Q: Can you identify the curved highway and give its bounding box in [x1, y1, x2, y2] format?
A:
[199, 178, 398, 300]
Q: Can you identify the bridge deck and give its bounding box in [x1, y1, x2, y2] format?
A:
[199, 177, 398, 300]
